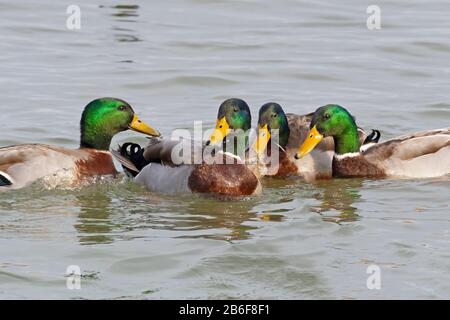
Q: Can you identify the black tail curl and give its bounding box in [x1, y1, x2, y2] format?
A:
[363, 129, 381, 144]
[0, 172, 12, 186]
[120, 143, 148, 173]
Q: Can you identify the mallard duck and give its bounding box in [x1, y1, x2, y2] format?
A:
[254, 103, 379, 180]
[0, 97, 160, 190]
[112, 98, 261, 196]
[295, 104, 450, 178]
[206, 98, 252, 157]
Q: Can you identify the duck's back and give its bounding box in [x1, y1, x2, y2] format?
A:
[0, 144, 77, 189]
[0, 144, 115, 189]
[362, 128, 450, 178]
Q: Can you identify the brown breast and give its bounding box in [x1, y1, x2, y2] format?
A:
[188, 163, 259, 196]
[75, 150, 117, 177]
[273, 152, 298, 177]
[333, 155, 386, 178]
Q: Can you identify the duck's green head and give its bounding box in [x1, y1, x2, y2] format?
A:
[80, 97, 160, 150]
[207, 98, 251, 146]
[253, 102, 290, 155]
[295, 104, 359, 158]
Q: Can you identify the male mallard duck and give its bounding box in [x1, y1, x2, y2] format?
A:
[295, 104, 450, 178]
[254, 103, 379, 180]
[0, 97, 160, 190]
[112, 98, 261, 196]
[206, 97, 252, 158]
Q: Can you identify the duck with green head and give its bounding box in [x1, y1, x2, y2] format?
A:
[207, 98, 252, 158]
[254, 103, 377, 179]
[0, 97, 160, 190]
[296, 104, 450, 178]
[113, 98, 262, 196]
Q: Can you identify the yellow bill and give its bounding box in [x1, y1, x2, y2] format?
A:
[295, 125, 323, 159]
[129, 114, 161, 137]
[208, 117, 230, 145]
[253, 124, 271, 155]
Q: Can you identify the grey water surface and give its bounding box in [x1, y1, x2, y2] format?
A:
[0, 0, 449, 299]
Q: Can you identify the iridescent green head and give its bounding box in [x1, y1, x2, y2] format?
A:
[254, 102, 290, 154]
[310, 104, 357, 137]
[296, 104, 359, 158]
[80, 97, 160, 150]
[207, 98, 252, 146]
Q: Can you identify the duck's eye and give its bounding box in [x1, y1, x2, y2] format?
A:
[324, 113, 330, 120]
[272, 114, 277, 118]
[117, 105, 127, 111]
[233, 108, 239, 112]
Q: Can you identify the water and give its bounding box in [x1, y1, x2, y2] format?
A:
[0, 0, 449, 299]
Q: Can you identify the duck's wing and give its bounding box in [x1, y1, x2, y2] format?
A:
[0, 144, 80, 189]
[143, 137, 212, 166]
[113, 137, 209, 176]
[364, 128, 449, 159]
[143, 138, 187, 165]
[362, 128, 450, 177]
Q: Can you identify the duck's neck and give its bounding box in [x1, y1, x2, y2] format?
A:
[80, 124, 114, 151]
[223, 131, 249, 158]
[263, 126, 289, 158]
[333, 124, 360, 155]
[278, 126, 290, 151]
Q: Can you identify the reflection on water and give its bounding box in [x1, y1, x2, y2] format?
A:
[126, 194, 263, 242]
[174, 197, 260, 241]
[75, 188, 115, 245]
[72, 182, 263, 244]
[258, 176, 362, 223]
[100, 4, 142, 43]
[72, 177, 365, 244]
[310, 179, 363, 223]
[0, 173, 373, 246]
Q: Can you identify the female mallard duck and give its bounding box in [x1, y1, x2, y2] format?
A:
[0, 97, 160, 190]
[295, 104, 450, 178]
[113, 98, 261, 196]
[254, 103, 379, 180]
